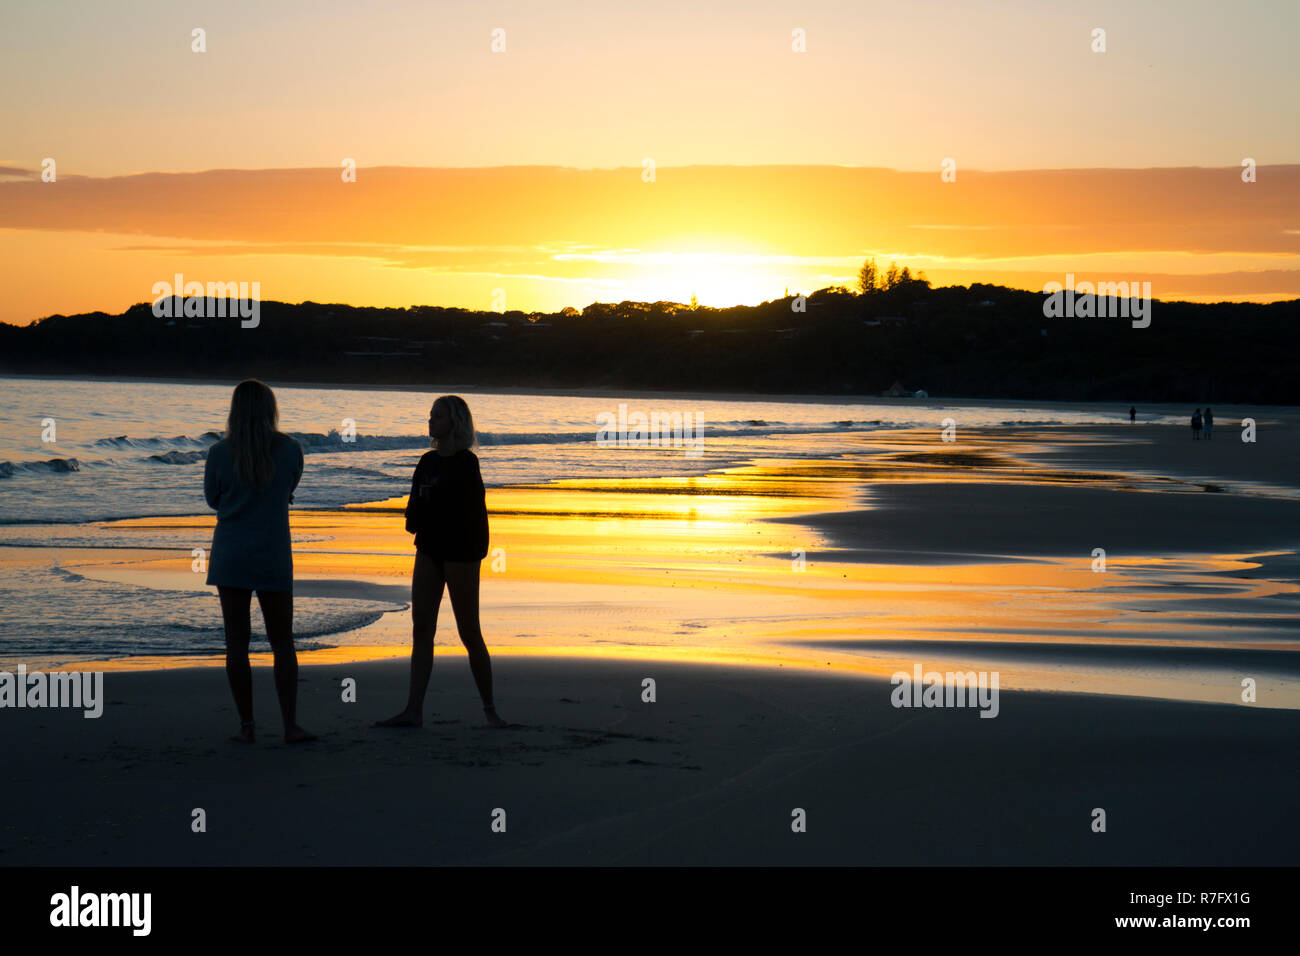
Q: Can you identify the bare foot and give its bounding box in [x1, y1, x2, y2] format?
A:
[230, 722, 255, 743]
[484, 707, 509, 729]
[374, 710, 423, 728]
[284, 725, 317, 744]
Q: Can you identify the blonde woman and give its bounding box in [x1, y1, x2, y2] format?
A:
[377, 395, 506, 728]
[203, 379, 315, 744]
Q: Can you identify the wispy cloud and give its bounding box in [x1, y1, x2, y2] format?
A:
[1, 164, 1297, 322]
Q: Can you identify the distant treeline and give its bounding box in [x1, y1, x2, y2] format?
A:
[1, 284, 1295, 403]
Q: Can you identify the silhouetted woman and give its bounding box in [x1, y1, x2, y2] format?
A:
[204, 379, 315, 744]
[377, 395, 506, 728]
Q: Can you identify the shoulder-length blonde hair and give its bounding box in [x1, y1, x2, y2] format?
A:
[432, 395, 477, 453]
[225, 379, 281, 486]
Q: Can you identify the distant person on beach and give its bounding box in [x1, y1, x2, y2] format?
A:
[377, 396, 506, 729]
[204, 379, 315, 744]
[1191, 408, 1202, 440]
[1203, 407, 1214, 439]
[1129, 406, 1136, 424]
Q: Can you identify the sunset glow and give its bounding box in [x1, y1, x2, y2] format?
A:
[2, 1, 1297, 323]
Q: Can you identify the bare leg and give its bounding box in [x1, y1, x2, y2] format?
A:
[376, 551, 445, 727]
[445, 559, 507, 727]
[219, 586, 256, 742]
[257, 589, 315, 743]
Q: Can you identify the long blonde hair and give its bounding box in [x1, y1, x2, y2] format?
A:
[432, 395, 477, 453]
[225, 379, 280, 486]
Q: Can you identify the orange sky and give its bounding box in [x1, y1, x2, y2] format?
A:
[0, 163, 1296, 325]
[3, 1, 1298, 323]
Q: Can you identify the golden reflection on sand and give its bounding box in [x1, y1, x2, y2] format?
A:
[32, 448, 1300, 708]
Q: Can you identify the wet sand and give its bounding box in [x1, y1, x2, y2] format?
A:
[19, 421, 1297, 705]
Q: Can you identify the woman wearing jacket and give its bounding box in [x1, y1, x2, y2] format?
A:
[376, 395, 506, 728]
[204, 379, 315, 744]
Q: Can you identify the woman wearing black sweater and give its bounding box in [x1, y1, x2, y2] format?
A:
[376, 395, 506, 728]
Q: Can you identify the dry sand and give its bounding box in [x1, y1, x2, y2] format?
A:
[3, 656, 1296, 866]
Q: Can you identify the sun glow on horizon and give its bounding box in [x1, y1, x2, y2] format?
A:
[2, 159, 1298, 324]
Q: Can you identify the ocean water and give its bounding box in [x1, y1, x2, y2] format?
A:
[0, 376, 1189, 525]
[0, 375, 1216, 666]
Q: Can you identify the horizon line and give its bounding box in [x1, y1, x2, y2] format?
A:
[14, 284, 1297, 327]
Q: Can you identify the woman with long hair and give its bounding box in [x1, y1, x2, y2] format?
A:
[203, 379, 315, 744]
[377, 395, 506, 728]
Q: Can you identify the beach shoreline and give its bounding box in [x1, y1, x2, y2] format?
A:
[3, 421, 1296, 711]
[7, 370, 1299, 415]
[3, 412, 1299, 866]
